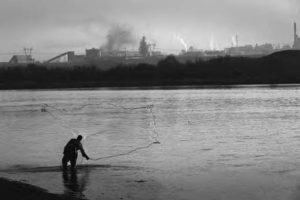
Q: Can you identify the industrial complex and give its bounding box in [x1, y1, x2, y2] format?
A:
[4, 22, 300, 69]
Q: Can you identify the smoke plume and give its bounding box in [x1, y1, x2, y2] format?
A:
[102, 25, 137, 51]
[231, 35, 238, 47]
[174, 35, 188, 52]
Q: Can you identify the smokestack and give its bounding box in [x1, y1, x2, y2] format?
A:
[293, 22, 298, 49]
[294, 22, 297, 41]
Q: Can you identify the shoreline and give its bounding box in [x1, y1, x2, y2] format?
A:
[0, 82, 300, 91]
[2, 166, 300, 200]
[0, 177, 79, 200]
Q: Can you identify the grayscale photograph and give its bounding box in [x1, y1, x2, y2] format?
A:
[0, 0, 300, 200]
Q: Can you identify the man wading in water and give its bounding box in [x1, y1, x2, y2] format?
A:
[62, 135, 90, 170]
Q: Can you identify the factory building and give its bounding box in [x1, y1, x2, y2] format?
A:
[293, 22, 300, 49]
[9, 55, 34, 64]
[86, 48, 100, 61]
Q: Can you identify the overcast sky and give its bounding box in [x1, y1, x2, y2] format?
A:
[0, 0, 299, 61]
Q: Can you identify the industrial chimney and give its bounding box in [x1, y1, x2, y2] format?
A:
[293, 22, 300, 49]
[294, 22, 297, 43]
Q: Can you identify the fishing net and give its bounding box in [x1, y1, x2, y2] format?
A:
[41, 102, 160, 161]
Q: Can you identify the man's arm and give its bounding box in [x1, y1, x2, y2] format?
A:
[78, 143, 89, 160]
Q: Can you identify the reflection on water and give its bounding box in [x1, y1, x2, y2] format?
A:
[62, 169, 90, 200]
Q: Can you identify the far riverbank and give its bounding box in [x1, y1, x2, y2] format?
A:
[0, 50, 300, 90]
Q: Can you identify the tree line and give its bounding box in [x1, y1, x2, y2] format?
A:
[0, 50, 299, 89]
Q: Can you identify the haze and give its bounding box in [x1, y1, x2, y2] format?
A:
[0, 0, 299, 61]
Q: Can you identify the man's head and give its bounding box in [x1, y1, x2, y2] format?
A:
[77, 135, 83, 141]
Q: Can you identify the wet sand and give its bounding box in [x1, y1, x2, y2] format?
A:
[0, 164, 163, 200]
[0, 177, 77, 200]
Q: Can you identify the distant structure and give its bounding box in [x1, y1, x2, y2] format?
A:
[9, 48, 34, 64]
[139, 36, 151, 57]
[35, 23, 298, 66]
[45, 51, 75, 63]
[45, 51, 85, 64]
[180, 46, 205, 58]
[86, 48, 100, 61]
[225, 43, 275, 56]
[293, 22, 300, 49]
[9, 55, 34, 64]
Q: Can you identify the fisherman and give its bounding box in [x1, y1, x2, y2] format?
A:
[62, 135, 89, 170]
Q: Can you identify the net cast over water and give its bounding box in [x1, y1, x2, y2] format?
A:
[41, 102, 161, 161]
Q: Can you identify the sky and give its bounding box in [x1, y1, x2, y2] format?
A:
[0, 0, 299, 61]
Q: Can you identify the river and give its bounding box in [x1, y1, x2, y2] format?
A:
[0, 86, 300, 200]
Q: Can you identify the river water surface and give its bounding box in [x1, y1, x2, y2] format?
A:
[1, 86, 300, 200]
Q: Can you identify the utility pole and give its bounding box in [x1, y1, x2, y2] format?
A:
[24, 48, 33, 57]
[23, 47, 33, 63]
